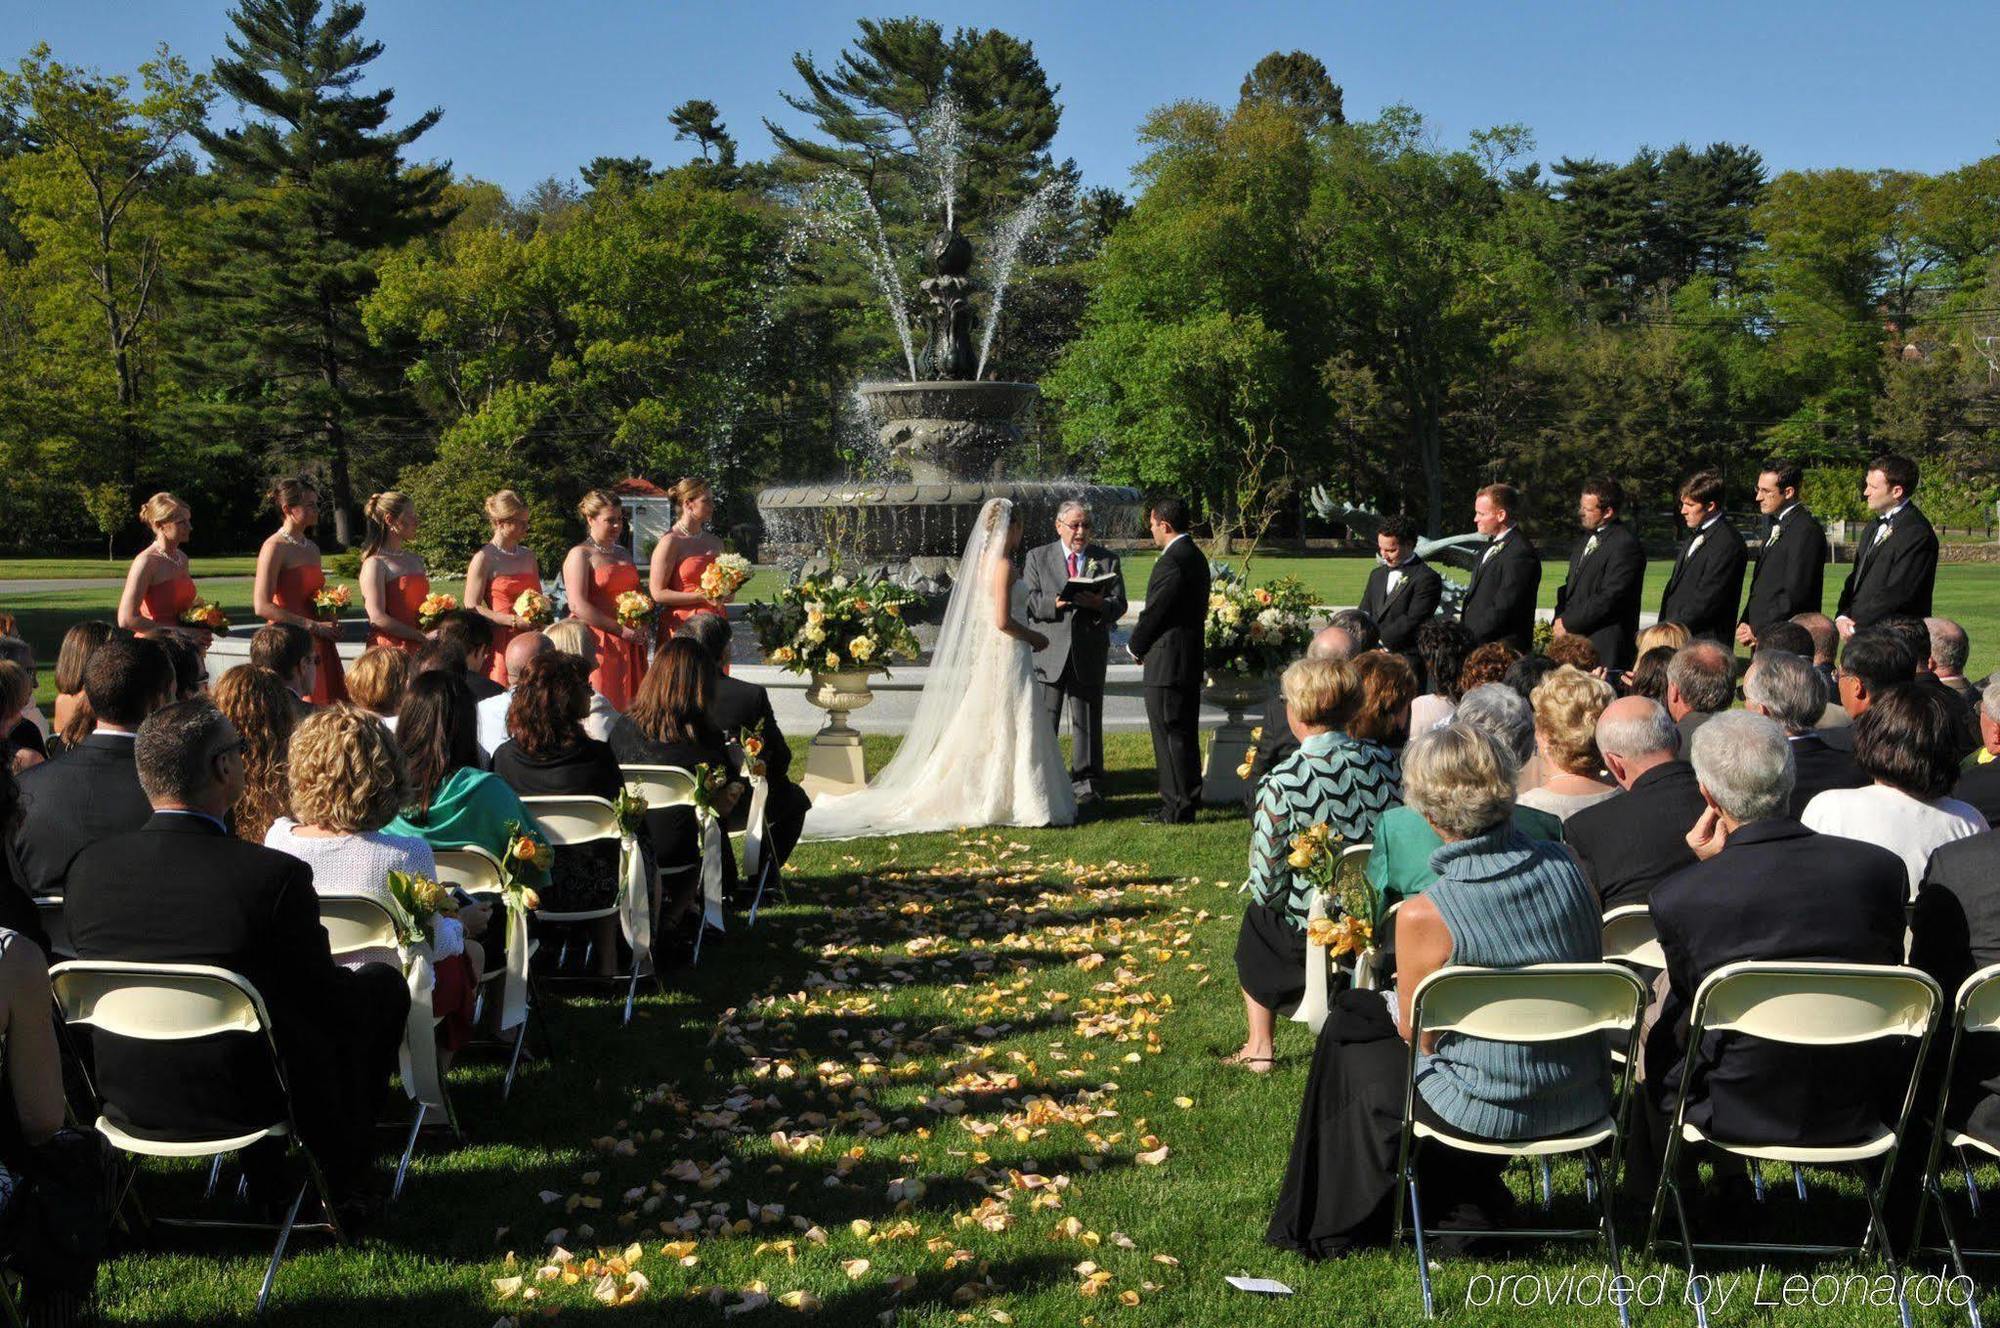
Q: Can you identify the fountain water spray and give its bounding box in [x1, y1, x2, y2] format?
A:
[976, 177, 1065, 379]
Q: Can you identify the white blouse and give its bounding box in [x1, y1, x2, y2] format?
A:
[1800, 785, 1988, 900]
[263, 819, 464, 966]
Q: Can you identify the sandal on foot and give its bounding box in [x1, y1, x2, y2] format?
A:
[1238, 1056, 1277, 1073]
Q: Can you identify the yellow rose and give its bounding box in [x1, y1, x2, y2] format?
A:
[1287, 846, 1316, 871]
[1235, 760, 1253, 780]
[823, 651, 840, 671]
[1304, 916, 1339, 948]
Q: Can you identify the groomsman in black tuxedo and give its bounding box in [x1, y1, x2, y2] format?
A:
[1129, 497, 1210, 823]
[1456, 483, 1540, 651]
[1357, 514, 1440, 676]
[1736, 460, 1828, 651]
[1657, 468, 1747, 643]
[1836, 453, 1939, 637]
[1552, 477, 1645, 673]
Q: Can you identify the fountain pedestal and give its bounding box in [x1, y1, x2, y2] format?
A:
[801, 670, 877, 796]
[1201, 672, 1273, 806]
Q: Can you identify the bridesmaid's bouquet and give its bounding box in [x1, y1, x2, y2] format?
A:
[417, 592, 458, 630]
[614, 589, 654, 629]
[747, 565, 921, 676]
[311, 584, 351, 621]
[698, 552, 754, 601]
[512, 587, 554, 627]
[385, 869, 459, 948]
[1204, 571, 1313, 677]
[179, 599, 230, 632]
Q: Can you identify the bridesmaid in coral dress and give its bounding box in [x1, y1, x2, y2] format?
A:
[118, 492, 210, 652]
[253, 477, 349, 704]
[647, 475, 727, 640]
[359, 491, 431, 655]
[563, 489, 648, 711]
[464, 489, 544, 687]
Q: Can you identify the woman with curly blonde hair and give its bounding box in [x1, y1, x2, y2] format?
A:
[211, 665, 297, 845]
[1518, 665, 1619, 822]
[264, 704, 488, 1057]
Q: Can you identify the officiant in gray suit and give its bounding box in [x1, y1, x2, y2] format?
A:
[1026, 500, 1129, 807]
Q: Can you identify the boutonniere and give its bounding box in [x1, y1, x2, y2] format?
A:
[1766, 523, 1783, 545]
[1086, 558, 1105, 578]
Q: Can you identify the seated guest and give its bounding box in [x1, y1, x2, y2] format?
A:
[1518, 666, 1618, 821]
[267, 706, 486, 1062]
[477, 630, 551, 759]
[1229, 658, 1399, 1073]
[0, 662, 39, 775]
[158, 634, 205, 700]
[1831, 627, 1915, 733]
[1565, 696, 1705, 911]
[1665, 640, 1733, 749]
[385, 671, 549, 896]
[1348, 652, 1418, 750]
[1801, 683, 1986, 898]
[1928, 617, 1979, 707]
[11, 637, 172, 897]
[1456, 641, 1520, 699]
[64, 699, 410, 1207]
[210, 665, 297, 845]
[543, 619, 619, 742]
[1624, 644, 1676, 704]
[1790, 610, 1847, 728]
[1267, 723, 1607, 1257]
[490, 653, 624, 977]
[1242, 624, 1354, 802]
[1646, 711, 1905, 1150]
[1741, 649, 1868, 814]
[248, 621, 317, 717]
[1409, 620, 1472, 733]
[677, 613, 810, 874]
[1911, 819, 2000, 1144]
[1752, 619, 1816, 663]
[1502, 653, 1559, 702]
[48, 621, 115, 756]
[1637, 621, 1692, 658]
[1328, 608, 1379, 655]
[1955, 681, 2000, 825]
[1882, 614, 1979, 761]
[434, 609, 503, 702]
[1367, 683, 1562, 911]
[345, 645, 410, 733]
[0, 765, 48, 949]
[1544, 634, 1601, 675]
[610, 639, 743, 933]
[0, 639, 42, 762]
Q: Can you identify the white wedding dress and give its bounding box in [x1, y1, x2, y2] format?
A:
[801, 498, 1078, 841]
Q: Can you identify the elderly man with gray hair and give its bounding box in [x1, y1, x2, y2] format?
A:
[1564, 696, 1707, 911]
[1024, 500, 1128, 807]
[1241, 623, 1356, 803]
[1664, 639, 1734, 750]
[1365, 683, 1566, 909]
[1952, 679, 2000, 825]
[1741, 648, 1867, 815]
[1641, 710, 1907, 1157]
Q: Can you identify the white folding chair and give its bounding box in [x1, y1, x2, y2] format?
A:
[32, 897, 71, 961]
[1912, 962, 2000, 1318]
[434, 846, 535, 1098]
[49, 960, 344, 1316]
[621, 764, 735, 960]
[1644, 962, 1942, 1328]
[519, 795, 657, 1023]
[1391, 963, 1648, 1324]
[1599, 905, 1664, 971]
[317, 896, 459, 1201]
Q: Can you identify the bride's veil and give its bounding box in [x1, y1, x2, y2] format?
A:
[804, 497, 1012, 830]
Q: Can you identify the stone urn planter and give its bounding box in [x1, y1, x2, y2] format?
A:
[1202, 669, 1275, 806]
[801, 669, 879, 795]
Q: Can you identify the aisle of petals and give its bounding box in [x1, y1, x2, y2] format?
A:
[490, 836, 1217, 1323]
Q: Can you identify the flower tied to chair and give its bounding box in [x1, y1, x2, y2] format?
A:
[736, 723, 771, 877]
[384, 870, 456, 1110]
[497, 826, 550, 1031]
[612, 786, 654, 977]
[690, 764, 731, 932]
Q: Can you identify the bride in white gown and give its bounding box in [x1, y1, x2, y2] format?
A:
[801, 497, 1079, 841]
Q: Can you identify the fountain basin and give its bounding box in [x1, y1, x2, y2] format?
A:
[861, 379, 1040, 483]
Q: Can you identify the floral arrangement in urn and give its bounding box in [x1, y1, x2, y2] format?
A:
[1203, 569, 1313, 677]
[746, 565, 922, 676]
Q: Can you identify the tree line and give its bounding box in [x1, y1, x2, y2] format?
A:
[3, 6, 1997, 568]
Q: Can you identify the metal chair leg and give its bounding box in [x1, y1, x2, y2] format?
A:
[1538, 1158, 1553, 1211]
[1962, 1146, 1984, 1218]
[1408, 1172, 1435, 1319]
[392, 1104, 427, 1202]
[1792, 1164, 1810, 1201]
[1858, 1170, 1912, 1328]
[1666, 1179, 1709, 1328]
[622, 963, 641, 1025]
[205, 1154, 224, 1199]
[255, 1181, 307, 1315]
[502, 1015, 530, 1099]
[1751, 1166, 1767, 1202]
[1589, 1152, 1631, 1328]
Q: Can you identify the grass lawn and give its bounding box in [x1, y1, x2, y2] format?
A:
[0, 556, 260, 581]
[80, 733, 2000, 1325]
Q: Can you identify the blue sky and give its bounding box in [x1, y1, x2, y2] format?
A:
[8, 1, 1998, 197]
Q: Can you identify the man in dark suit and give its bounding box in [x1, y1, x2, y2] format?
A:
[1737, 460, 1828, 650]
[1741, 648, 1868, 814]
[1645, 711, 1906, 1151]
[1128, 497, 1210, 823]
[1552, 476, 1645, 673]
[1665, 640, 1733, 750]
[1658, 469, 1747, 644]
[1928, 617, 1980, 708]
[1024, 500, 1129, 806]
[64, 699, 409, 1206]
[1953, 682, 2000, 825]
[8, 636, 172, 898]
[1357, 514, 1440, 673]
[1566, 696, 1705, 911]
[1837, 453, 1940, 636]
[1456, 482, 1540, 651]
[677, 614, 809, 872]
[1911, 830, 2000, 1145]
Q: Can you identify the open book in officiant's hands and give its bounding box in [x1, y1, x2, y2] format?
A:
[1059, 571, 1120, 602]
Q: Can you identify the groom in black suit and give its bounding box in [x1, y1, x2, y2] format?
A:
[1552, 476, 1645, 672]
[1658, 468, 1747, 644]
[1129, 497, 1209, 824]
[1357, 514, 1440, 677]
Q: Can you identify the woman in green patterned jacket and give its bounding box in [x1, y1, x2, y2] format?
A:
[1225, 656, 1402, 1073]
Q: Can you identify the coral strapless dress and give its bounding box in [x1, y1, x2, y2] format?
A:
[582, 561, 647, 711]
[662, 551, 726, 637]
[270, 562, 349, 704]
[370, 572, 431, 654]
[139, 570, 197, 629]
[485, 571, 543, 686]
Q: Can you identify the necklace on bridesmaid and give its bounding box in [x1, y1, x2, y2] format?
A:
[588, 536, 621, 556]
[278, 527, 309, 548]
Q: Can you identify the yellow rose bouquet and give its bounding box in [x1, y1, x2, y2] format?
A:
[417, 592, 458, 630]
[310, 584, 351, 621]
[614, 589, 653, 630]
[698, 552, 753, 601]
[512, 587, 553, 626]
[179, 599, 230, 632]
[385, 869, 460, 948]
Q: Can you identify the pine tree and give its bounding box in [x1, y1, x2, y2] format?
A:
[176, 0, 454, 545]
